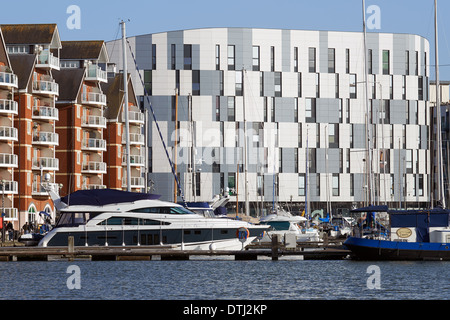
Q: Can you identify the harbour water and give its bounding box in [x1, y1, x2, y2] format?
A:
[0, 259, 449, 301]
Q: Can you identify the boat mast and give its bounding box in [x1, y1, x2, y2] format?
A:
[362, 0, 374, 205]
[242, 69, 249, 216]
[435, 0, 446, 208]
[174, 88, 178, 202]
[121, 20, 131, 192]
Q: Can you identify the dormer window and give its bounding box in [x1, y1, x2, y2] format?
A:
[7, 45, 29, 54]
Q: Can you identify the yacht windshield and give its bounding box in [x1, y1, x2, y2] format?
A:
[131, 206, 195, 214]
[55, 212, 92, 227]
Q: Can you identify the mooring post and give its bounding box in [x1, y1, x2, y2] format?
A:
[271, 235, 279, 261]
[68, 236, 74, 261]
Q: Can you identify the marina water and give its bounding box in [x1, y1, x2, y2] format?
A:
[0, 259, 448, 300]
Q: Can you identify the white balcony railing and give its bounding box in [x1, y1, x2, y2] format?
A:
[0, 180, 18, 194]
[123, 111, 145, 124]
[122, 154, 145, 166]
[32, 182, 58, 196]
[32, 157, 59, 171]
[0, 126, 18, 141]
[32, 132, 59, 145]
[0, 72, 18, 88]
[122, 176, 145, 188]
[2, 207, 18, 220]
[123, 133, 145, 145]
[32, 106, 59, 120]
[81, 161, 107, 174]
[0, 153, 18, 168]
[82, 184, 106, 190]
[32, 80, 59, 96]
[85, 65, 107, 83]
[82, 138, 106, 151]
[82, 92, 107, 106]
[36, 51, 60, 70]
[82, 115, 107, 128]
[0, 99, 18, 115]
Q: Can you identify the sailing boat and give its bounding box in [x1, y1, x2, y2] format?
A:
[344, 0, 450, 260]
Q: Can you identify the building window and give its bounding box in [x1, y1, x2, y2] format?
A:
[402, 76, 407, 100]
[315, 73, 320, 98]
[382, 50, 390, 75]
[270, 97, 275, 122]
[184, 44, 192, 70]
[279, 148, 283, 173]
[298, 174, 305, 196]
[308, 149, 316, 174]
[263, 97, 268, 122]
[349, 74, 357, 99]
[253, 46, 260, 71]
[144, 70, 152, 95]
[275, 72, 282, 97]
[418, 76, 424, 100]
[390, 75, 394, 99]
[171, 44, 176, 70]
[371, 74, 376, 99]
[332, 174, 340, 196]
[294, 47, 298, 72]
[328, 48, 335, 73]
[270, 46, 275, 72]
[228, 173, 236, 195]
[227, 97, 235, 121]
[368, 49, 372, 74]
[298, 73, 302, 97]
[346, 48, 350, 74]
[215, 96, 220, 121]
[335, 74, 339, 98]
[195, 172, 201, 196]
[294, 99, 298, 123]
[228, 45, 235, 70]
[298, 123, 302, 148]
[405, 50, 409, 75]
[215, 45, 220, 70]
[308, 47, 316, 73]
[192, 70, 200, 95]
[415, 51, 419, 76]
[260, 72, 264, 97]
[235, 70, 243, 96]
[380, 100, 390, 124]
[306, 98, 316, 123]
[219, 70, 224, 95]
[350, 173, 354, 196]
[419, 174, 424, 196]
[328, 123, 339, 148]
[152, 44, 156, 69]
[406, 149, 413, 173]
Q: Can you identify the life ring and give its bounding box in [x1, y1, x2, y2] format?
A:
[236, 227, 250, 241]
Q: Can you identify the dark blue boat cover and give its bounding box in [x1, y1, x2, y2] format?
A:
[61, 189, 161, 206]
[390, 211, 450, 228]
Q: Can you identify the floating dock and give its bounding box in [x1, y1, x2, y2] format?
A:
[0, 239, 350, 261]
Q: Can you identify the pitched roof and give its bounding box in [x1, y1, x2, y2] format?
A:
[102, 73, 137, 120]
[52, 68, 85, 101]
[8, 54, 36, 90]
[1, 24, 60, 46]
[60, 41, 108, 62]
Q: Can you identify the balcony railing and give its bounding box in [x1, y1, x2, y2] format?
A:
[123, 111, 145, 124]
[122, 154, 145, 166]
[36, 51, 60, 70]
[0, 99, 18, 115]
[122, 176, 145, 188]
[32, 182, 58, 196]
[32, 157, 59, 171]
[0, 126, 18, 141]
[1, 207, 18, 220]
[32, 106, 59, 120]
[82, 184, 106, 190]
[81, 161, 107, 174]
[0, 181, 18, 194]
[32, 132, 59, 145]
[0, 153, 18, 168]
[82, 138, 106, 151]
[32, 80, 59, 96]
[82, 115, 107, 128]
[123, 133, 145, 145]
[82, 92, 107, 106]
[85, 65, 107, 83]
[0, 72, 18, 88]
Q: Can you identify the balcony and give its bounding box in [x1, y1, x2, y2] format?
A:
[122, 154, 145, 167]
[0, 153, 18, 168]
[82, 184, 106, 190]
[32, 106, 59, 121]
[0, 180, 18, 194]
[82, 138, 106, 151]
[36, 51, 60, 70]
[2, 207, 18, 220]
[0, 126, 18, 142]
[85, 65, 107, 83]
[123, 111, 145, 124]
[81, 161, 107, 174]
[32, 182, 58, 196]
[32, 80, 59, 96]
[32, 157, 59, 171]
[0, 99, 18, 115]
[81, 92, 107, 106]
[32, 132, 59, 146]
[0, 71, 18, 88]
[82, 115, 107, 128]
[122, 176, 145, 188]
[123, 133, 145, 145]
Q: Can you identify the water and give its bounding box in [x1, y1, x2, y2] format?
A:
[0, 259, 448, 301]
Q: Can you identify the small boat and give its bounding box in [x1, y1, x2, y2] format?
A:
[344, 206, 450, 261]
[259, 208, 320, 243]
[38, 189, 269, 251]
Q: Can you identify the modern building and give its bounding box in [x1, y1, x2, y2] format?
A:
[107, 28, 432, 216]
[2, 24, 61, 229]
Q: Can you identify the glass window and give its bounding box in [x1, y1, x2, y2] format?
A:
[332, 174, 340, 196]
[328, 48, 335, 73]
[215, 45, 220, 70]
[308, 47, 316, 73]
[235, 71, 243, 96]
[305, 98, 316, 122]
[192, 70, 200, 95]
[171, 44, 176, 70]
[227, 97, 235, 121]
[298, 174, 305, 196]
[228, 45, 235, 70]
[274, 72, 282, 97]
[382, 50, 390, 75]
[346, 48, 351, 74]
[152, 44, 157, 69]
[253, 46, 260, 71]
[349, 74, 357, 99]
[184, 44, 192, 70]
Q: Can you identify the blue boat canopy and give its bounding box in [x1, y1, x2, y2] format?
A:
[60, 189, 161, 206]
[351, 205, 388, 213]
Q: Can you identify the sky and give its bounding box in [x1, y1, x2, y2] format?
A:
[2, 0, 450, 79]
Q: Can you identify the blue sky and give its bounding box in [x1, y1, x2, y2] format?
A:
[3, 0, 450, 79]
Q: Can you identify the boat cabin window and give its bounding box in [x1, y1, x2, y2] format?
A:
[55, 212, 92, 227]
[130, 207, 194, 215]
[97, 217, 171, 226]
